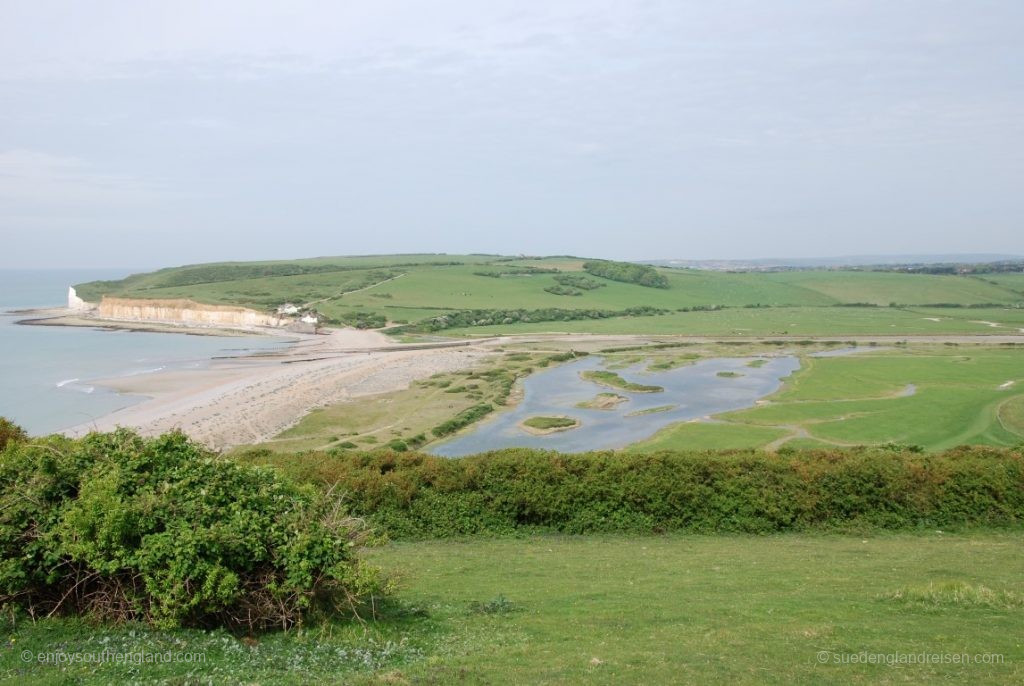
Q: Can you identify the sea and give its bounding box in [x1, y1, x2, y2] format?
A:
[0, 269, 288, 436]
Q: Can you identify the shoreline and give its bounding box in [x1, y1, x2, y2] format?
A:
[13, 308, 290, 338]
[59, 326, 494, 450]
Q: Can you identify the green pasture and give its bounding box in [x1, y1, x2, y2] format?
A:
[74, 255, 1024, 336]
[762, 270, 1022, 305]
[971, 273, 1024, 294]
[638, 346, 1024, 452]
[441, 306, 1024, 336]
[8, 532, 1021, 684]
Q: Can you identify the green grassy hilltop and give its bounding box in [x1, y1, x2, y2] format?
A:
[74, 254, 1024, 335]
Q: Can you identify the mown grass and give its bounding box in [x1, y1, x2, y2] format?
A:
[7, 532, 1021, 684]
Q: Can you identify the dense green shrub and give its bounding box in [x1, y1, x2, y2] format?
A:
[0, 418, 26, 451]
[431, 404, 494, 437]
[0, 430, 385, 630]
[341, 310, 387, 329]
[544, 285, 582, 296]
[582, 260, 670, 288]
[553, 274, 605, 290]
[239, 447, 1024, 539]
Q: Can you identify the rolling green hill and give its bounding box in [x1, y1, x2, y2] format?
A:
[74, 254, 1024, 335]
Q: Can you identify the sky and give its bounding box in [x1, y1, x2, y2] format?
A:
[1, 0, 1022, 268]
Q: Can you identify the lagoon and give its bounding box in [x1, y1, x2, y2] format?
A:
[431, 354, 800, 457]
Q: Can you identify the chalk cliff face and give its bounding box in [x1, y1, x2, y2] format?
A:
[67, 287, 94, 311]
[98, 297, 285, 328]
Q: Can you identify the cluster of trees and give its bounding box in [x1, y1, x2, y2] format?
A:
[582, 260, 670, 288]
[543, 285, 582, 296]
[553, 274, 605, 290]
[407, 306, 668, 332]
[543, 274, 607, 296]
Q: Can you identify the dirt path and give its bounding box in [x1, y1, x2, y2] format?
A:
[301, 272, 406, 308]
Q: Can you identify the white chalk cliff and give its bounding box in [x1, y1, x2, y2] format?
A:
[98, 297, 286, 328]
[67, 287, 94, 311]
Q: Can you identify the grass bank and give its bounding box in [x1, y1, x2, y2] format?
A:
[5, 532, 1022, 684]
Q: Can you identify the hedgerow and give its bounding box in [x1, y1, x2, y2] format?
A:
[0, 428, 386, 630]
[238, 447, 1024, 539]
[401, 306, 667, 332]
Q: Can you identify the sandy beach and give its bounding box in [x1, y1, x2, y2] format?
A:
[61, 325, 492, 449]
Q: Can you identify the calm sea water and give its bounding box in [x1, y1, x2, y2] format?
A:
[0, 269, 288, 435]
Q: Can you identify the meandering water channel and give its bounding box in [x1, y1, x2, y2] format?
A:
[431, 354, 801, 457]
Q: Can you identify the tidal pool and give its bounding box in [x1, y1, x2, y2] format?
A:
[430, 355, 800, 457]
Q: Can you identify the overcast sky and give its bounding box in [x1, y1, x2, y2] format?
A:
[1, 1, 1022, 268]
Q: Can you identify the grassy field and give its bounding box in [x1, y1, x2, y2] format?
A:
[73, 254, 1024, 336]
[636, 345, 1024, 452]
[441, 306, 1024, 337]
[5, 532, 1021, 684]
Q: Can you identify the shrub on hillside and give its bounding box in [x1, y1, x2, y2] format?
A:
[582, 260, 670, 288]
[431, 404, 494, 437]
[0, 418, 26, 451]
[238, 447, 1024, 538]
[0, 429, 385, 630]
[401, 306, 667, 332]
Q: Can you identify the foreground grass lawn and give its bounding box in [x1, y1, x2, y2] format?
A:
[4, 533, 1021, 684]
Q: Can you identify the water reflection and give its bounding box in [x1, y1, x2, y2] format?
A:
[431, 355, 800, 457]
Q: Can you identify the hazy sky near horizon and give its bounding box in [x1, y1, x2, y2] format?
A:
[1, 1, 1022, 268]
